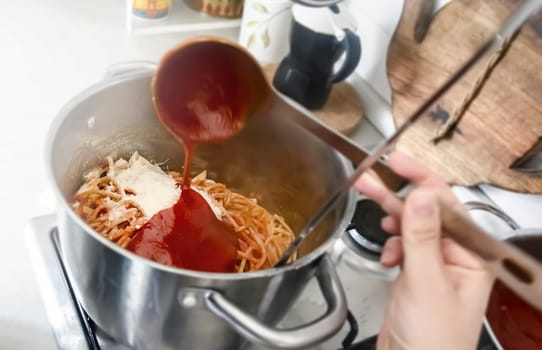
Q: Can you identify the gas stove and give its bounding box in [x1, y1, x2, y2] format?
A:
[25, 199, 498, 350]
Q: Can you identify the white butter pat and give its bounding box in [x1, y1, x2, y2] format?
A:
[112, 153, 180, 218]
[109, 152, 222, 219]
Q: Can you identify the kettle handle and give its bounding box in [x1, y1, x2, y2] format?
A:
[204, 256, 347, 349]
[330, 29, 362, 83]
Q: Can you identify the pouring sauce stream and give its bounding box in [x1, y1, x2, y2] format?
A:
[126, 39, 267, 272]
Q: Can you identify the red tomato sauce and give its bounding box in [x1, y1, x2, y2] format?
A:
[486, 281, 542, 350]
[126, 188, 238, 273]
[152, 41, 261, 144]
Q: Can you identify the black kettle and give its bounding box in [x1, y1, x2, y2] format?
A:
[273, 4, 361, 109]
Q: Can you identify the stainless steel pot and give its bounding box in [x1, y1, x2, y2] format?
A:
[45, 63, 356, 350]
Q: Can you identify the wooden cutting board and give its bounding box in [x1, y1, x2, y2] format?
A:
[388, 0, 542, 193]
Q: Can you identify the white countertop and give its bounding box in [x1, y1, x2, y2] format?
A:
[1, 0, 541, 349]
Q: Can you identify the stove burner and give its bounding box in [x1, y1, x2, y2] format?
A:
[344, 199, 392, 261]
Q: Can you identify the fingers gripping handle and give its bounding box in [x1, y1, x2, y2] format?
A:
[381, 190, 542, 311]
[438, 200, 542, 312]
[205, 256, 347, 349]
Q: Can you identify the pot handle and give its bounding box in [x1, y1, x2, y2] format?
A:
[291, 0, 343, 7]
[205, 256, 347, 349]
[103, 61, 157, 80]
[465, 201, 520, 231]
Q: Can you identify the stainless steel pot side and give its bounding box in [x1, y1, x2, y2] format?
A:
[45, 64, 356, 350]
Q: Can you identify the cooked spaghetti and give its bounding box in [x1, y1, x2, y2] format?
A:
[71, 152, 296, 272]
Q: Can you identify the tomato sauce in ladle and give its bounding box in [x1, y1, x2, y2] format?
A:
[126, 37, 269, 272]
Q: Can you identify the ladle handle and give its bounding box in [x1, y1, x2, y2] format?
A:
[269, 93, 406, 191]
[434, 200, 542, 311]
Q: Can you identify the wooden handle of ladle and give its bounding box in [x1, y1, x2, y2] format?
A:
[391, 195, 542, 311]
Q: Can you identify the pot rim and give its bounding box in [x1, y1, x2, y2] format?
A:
[45, 69, 357, 281]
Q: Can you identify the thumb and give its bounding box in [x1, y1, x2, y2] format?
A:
[401, 188, 444, 282]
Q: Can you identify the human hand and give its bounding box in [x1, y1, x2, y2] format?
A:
[355, 152, 494, 350]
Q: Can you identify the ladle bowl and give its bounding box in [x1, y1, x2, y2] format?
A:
[152, 37, 270, 144]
